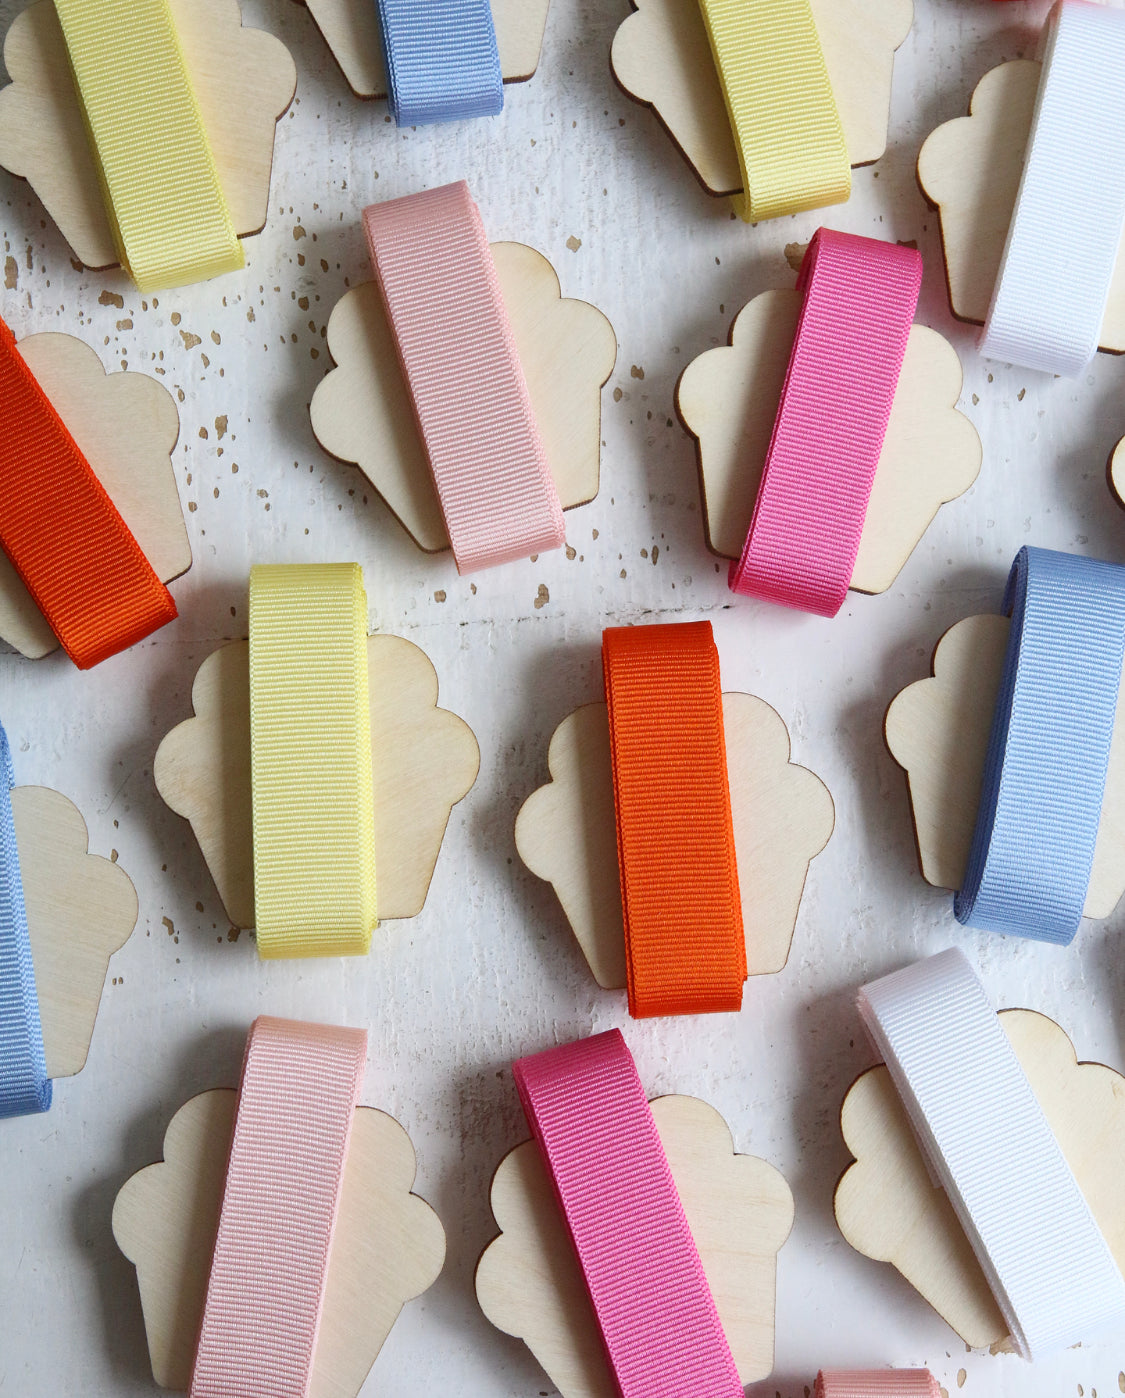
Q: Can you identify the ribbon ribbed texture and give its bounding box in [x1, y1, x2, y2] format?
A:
[53, 0, 243, 291]
[0, 721, 51, 1120]
[603, 622, 745, 1018]
[815, 1372, 940, 1398]
[859, 948, 1125, 1360]
[363, 182, 565, 573]
[375, 0, 503, 126]
[248, 564, 377, 959]
[981, 0, 1125, 375]
[189, 1016, 367, 1398]
[0, 316, 177, 668]
[955, 547, 1125, 943]
[729, 230, 921, 617]
[697, 0, 849, 221]
[513, 1030, 742, 1397]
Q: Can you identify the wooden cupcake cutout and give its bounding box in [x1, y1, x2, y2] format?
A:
[835, 1007, 1125, 1351]
[515, 695, 834, 988]
[12, 781, 138, 1083]
[154, 633, 480, 932]
[610, 0, 913, 199]
[0, 331, 189, 660]
[0, 0, 296, 273]
[885, 614, 1125, 920]
[677, 278, 982, 594]
[301, 0, 552, 101]
[1108, 436, 1125, 511]
[311, 242, 617, 556]
[113, 1085, 445, 1392]
[918, 57, 1125, 351]
[476, 1093, 794, 1395]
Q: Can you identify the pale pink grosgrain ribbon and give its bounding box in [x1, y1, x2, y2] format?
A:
[729, 228, 922, 616]
[815, 1371, 941, 1398]
[362, 181, 566, 573]
[189, 1016, 367, 1398]
[512, 1029, 742, 1397]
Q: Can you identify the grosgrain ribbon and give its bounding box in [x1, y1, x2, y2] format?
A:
[513, 1029, 742, 1397]
[980, 0, 1125, 375]
[53, 0, 243, 291]
[0, 315, 178, 668]
[603, 622, 745, 1018]
[375, 0, 503, 126]
[859, 948, 1125, 1360]
[729, 230, 921, 616]
[955, 547, 1125, 943]
[189, 1016, 367, 1398]
[248, 564, 377, 959]
[363, 182, 565, 573]
[696, 0, 850, 221]
[815, 1372, 941, 1398]
[0, 721, 51, 1120]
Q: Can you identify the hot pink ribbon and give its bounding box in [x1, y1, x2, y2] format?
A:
[729, 228, 922, 616]
[815, 1370, 941, 1397]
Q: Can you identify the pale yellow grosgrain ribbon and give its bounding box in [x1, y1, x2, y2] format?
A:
[697, 0, 851, 222]
[249, 564, 377, 959]
[53, 0, 243, 291]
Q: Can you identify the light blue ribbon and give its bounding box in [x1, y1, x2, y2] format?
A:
[956, 546, 1125, 944]
[0, 720, 51, 1118]
[375, 0, 504, 126]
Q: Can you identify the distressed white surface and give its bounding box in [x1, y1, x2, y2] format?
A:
[2, 1, 1125, 1395]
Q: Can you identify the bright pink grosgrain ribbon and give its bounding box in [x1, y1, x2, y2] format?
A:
[189, 1016, 367, 1398]
[513, 1029, 742, 1397]
[362, 181, 565, 573]
[815, 1371, 941, 1398]
[729, 228, 922, 616]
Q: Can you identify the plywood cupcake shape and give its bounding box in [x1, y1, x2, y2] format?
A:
[610, 0, 912, 210]
[0, 0, 296, 281]
[0, 330, 189, 663]
[302, 0, 551, 101]
[836, 976, 1125, 1352]
[515, 630, 834, 1002]
[477, 1034, 794, 1396]
[113, 1018, 446, 1393]
[678, 238, 981, 609]
[311, 235, 617, 562]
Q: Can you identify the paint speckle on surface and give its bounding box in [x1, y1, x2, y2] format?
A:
[533, 583, 549, 609]
[565, 544, 576, 560]
[434, 590, 447, 603]
[98, 289, 124, 309]
[613, 387, 623, 402]
[4, 255, 17, 288]
[630, 364, 645, 380]
[294, 225, 307, 240]
[179, 330, 202, 350]
[784, 242, 806, 272]
[957, 1370, 966, 1389]
[215, 415, 228, 439]
[566, 235, 581, 251]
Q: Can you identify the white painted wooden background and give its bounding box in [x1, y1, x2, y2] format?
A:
[3, 1, 1125, 1394]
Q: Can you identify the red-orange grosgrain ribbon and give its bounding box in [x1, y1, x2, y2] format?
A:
[0, 318, 176, 667]
[603, 621, 746, 1017]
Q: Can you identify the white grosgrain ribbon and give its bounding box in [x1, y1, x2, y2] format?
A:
[858, 948, 1125, 1360]
[981, 0, 1125, 376]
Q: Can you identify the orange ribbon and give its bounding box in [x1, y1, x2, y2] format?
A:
[603, 621, 746, 1017]
[0, 318, 176, 667]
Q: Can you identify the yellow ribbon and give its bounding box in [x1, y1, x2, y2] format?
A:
[53, 0, 243, 291]
[697, 0, 851, 222]
[249, 564, 377, 959]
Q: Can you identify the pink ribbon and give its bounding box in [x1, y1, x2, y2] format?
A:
[513, 1029, 742, 1397]
[815, 1371, 941, 1397]
[729, 228, 922, 616]
[362, 181, 566, 573]
[189, 1017, 367, 1398]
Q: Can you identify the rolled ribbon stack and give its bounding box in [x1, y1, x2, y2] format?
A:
[249, 564, 377, 958]
[0, 720, 51, 1120]
[363, 182, 566, 573]
[729, 230, 922, 617]
[513, 1029, 743, 1397]
[52, 0, 243, 290]
[602, 621, 746, 1017]
[375, 0, 503, 125]
[955, 546, 1125, 943]
[815, 1372, 940, 1398]
[858, 948, 1125, 1359]
[980, 0, 1125, 375]
[0, 315, 177, 668]
[189, 1016, 367, 1398]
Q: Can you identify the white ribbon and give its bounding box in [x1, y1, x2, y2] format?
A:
[981, 0, 1125, 376]
[858, 948, 1125, 1360]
